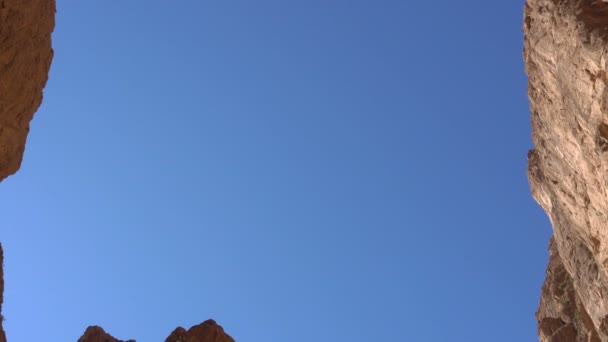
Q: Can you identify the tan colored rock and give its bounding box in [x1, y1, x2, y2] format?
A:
[525, 0, 608, 341]
[0, 0, 55, 183]
[536, 238, 600, 342]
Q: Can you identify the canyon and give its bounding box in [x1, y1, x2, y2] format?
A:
[6, 0, 608, 341]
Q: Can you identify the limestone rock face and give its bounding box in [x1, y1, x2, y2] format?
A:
[525, 0, 608, 341]
[0, 0, 55, 182]
[536, 238, 599, 342]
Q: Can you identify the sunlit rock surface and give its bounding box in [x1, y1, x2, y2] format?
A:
[525, 0, 608, 341]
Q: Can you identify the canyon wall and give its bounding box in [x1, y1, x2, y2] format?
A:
[525, 0, 608, 341]
[0, 1, 234, 341]
[0, 0, 55, 183]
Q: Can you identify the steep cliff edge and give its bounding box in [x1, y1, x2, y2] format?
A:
[525, 0, 608, 341]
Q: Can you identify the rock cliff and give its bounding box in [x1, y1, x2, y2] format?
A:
[525, 0, 608, 341]
[0, 1, 234, 341]
[0, 0, 55, 182]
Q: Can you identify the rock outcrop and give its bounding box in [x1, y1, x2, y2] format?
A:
[75, 321, 235, 342]
[0, 0, 55, 182]
[525, 0, 608, 341]
[164, 320, 235, 342]
[77, 326, 136, 342]
[0, 1, 235, 342]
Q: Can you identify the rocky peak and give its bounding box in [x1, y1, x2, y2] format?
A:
[77, 326, 136, 342]
[164, 320, 235, 342]
[74, 321, 235, 342]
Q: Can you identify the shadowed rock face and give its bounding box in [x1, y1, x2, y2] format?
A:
[164, 320, 236, 342]
[77, 326, 136, 342]
[525, 0, 608, 341]
[74, 320, 236, 342]
[0, 0, 55, 182]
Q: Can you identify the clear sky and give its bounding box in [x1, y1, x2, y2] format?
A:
[1, 1, 549, 341]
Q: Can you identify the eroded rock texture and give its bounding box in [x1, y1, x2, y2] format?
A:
[536, 238, 599, 342]
[525, 0, 608, 341]
[0, 0, 55, 182]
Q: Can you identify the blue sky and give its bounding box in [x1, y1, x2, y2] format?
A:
[1, 1, 549, 341]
